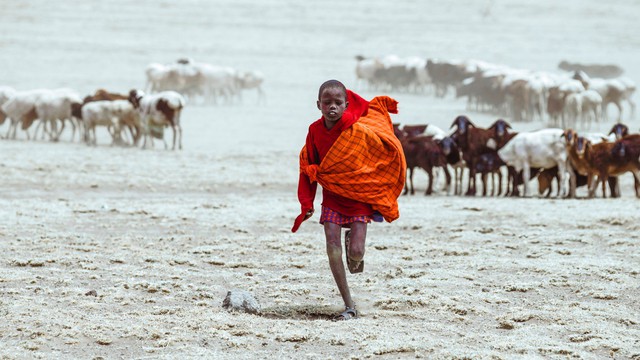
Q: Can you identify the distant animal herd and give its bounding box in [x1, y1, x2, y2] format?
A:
[0, 58, 265, 149]
[355, 55, 636, 128]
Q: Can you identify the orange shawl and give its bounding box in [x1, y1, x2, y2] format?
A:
[292, 96, 406, 232]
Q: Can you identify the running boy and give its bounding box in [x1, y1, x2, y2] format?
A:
[292, 80, 406, 321]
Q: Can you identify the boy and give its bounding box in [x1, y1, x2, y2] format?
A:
[292, 80, 405, 320]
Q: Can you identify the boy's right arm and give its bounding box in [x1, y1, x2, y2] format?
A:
[291, 172, 317, 233]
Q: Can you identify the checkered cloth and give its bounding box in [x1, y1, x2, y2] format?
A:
[320, 206, 372, 226]
[299, 96, 406, 223]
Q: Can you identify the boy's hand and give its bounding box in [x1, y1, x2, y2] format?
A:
[292, 208, 314, 233]
[304, 209, 314, 220]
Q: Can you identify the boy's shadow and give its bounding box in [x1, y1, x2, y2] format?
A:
[259, 304, 338, 321]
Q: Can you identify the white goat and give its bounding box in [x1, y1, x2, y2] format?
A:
[498, 128, 569, 197]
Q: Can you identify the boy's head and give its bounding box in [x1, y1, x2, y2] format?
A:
[317, 79, 347, 100]
[317, 80, 348, 128]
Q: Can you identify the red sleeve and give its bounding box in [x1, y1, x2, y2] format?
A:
[292, 131, 318, 232]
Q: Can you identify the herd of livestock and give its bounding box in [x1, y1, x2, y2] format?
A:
[0, 59, 265, 149]
[394, 117, 640, 199]
[355, 55, 636, 129]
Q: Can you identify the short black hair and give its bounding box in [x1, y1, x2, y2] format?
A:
[318, 79, 347, 100]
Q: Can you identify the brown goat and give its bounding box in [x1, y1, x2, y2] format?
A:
[585, 135, 640, 198]
[410, 135, 451, 195]
[564, 129, 620, 197]
[450, 116, 512, 196]
[608, 123, 629, 140]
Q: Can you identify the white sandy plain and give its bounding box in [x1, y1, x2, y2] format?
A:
[0, 0, 639, 359]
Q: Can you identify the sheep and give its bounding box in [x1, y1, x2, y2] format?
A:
[33, 90, 82, 142]
[497, 128, 569, 197]
[0, 86, 17, 133]
[558, 60, 624, 79]
[578, 89, 603, 129]
[573, 71, 636, 122]
[564, 92, 582, 130]
[236, 70, 265, 104]
[196, 63, 239, 104]
[1, 89, 51, 140]
[584, 135, 640, 198]
[354, 55, 383, 90]
[73, 89, 140, 145]
[563, 89, 603, 130]
[426, 59, 470, 97]
[128, 89, 186, 150]
[81, 100, 136, 146]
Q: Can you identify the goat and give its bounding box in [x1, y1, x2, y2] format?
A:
[450, 115, 512, 196]
[409, 135, 451, 195]
[584, 135, 640, 198]
[474, 151, 506, 196]
[497, 128, 568, 197]
[608, 123, 629, 140]
[563, 130, 618, 198]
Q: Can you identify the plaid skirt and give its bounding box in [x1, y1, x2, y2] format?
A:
[319, 206, 372, 227]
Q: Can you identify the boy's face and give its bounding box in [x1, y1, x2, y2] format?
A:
[317, 87, 348, 128]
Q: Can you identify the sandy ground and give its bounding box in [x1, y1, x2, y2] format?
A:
[1, 0, 640, 359]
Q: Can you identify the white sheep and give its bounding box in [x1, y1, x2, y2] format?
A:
[81, 100, 136, 146]
[573, 71, 636, 121]
[129, 89, 186, 150]
[579, 89, 603, 129]
[498, 128, 569, 197]
[354, 55, 383, 90]
[0, 86, 17, 133]
[1, 89, 50, 140]
[564, 92, 582, 130]
[236, 70, 265, 104]
[196, 63, 238, 104]
[33, 89, 82, 142]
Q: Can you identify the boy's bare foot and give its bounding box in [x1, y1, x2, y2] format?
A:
[333, 306, 357, 321]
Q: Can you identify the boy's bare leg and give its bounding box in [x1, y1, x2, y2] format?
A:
[347, 221, 367, 264]
[324, 222, 354, 309]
